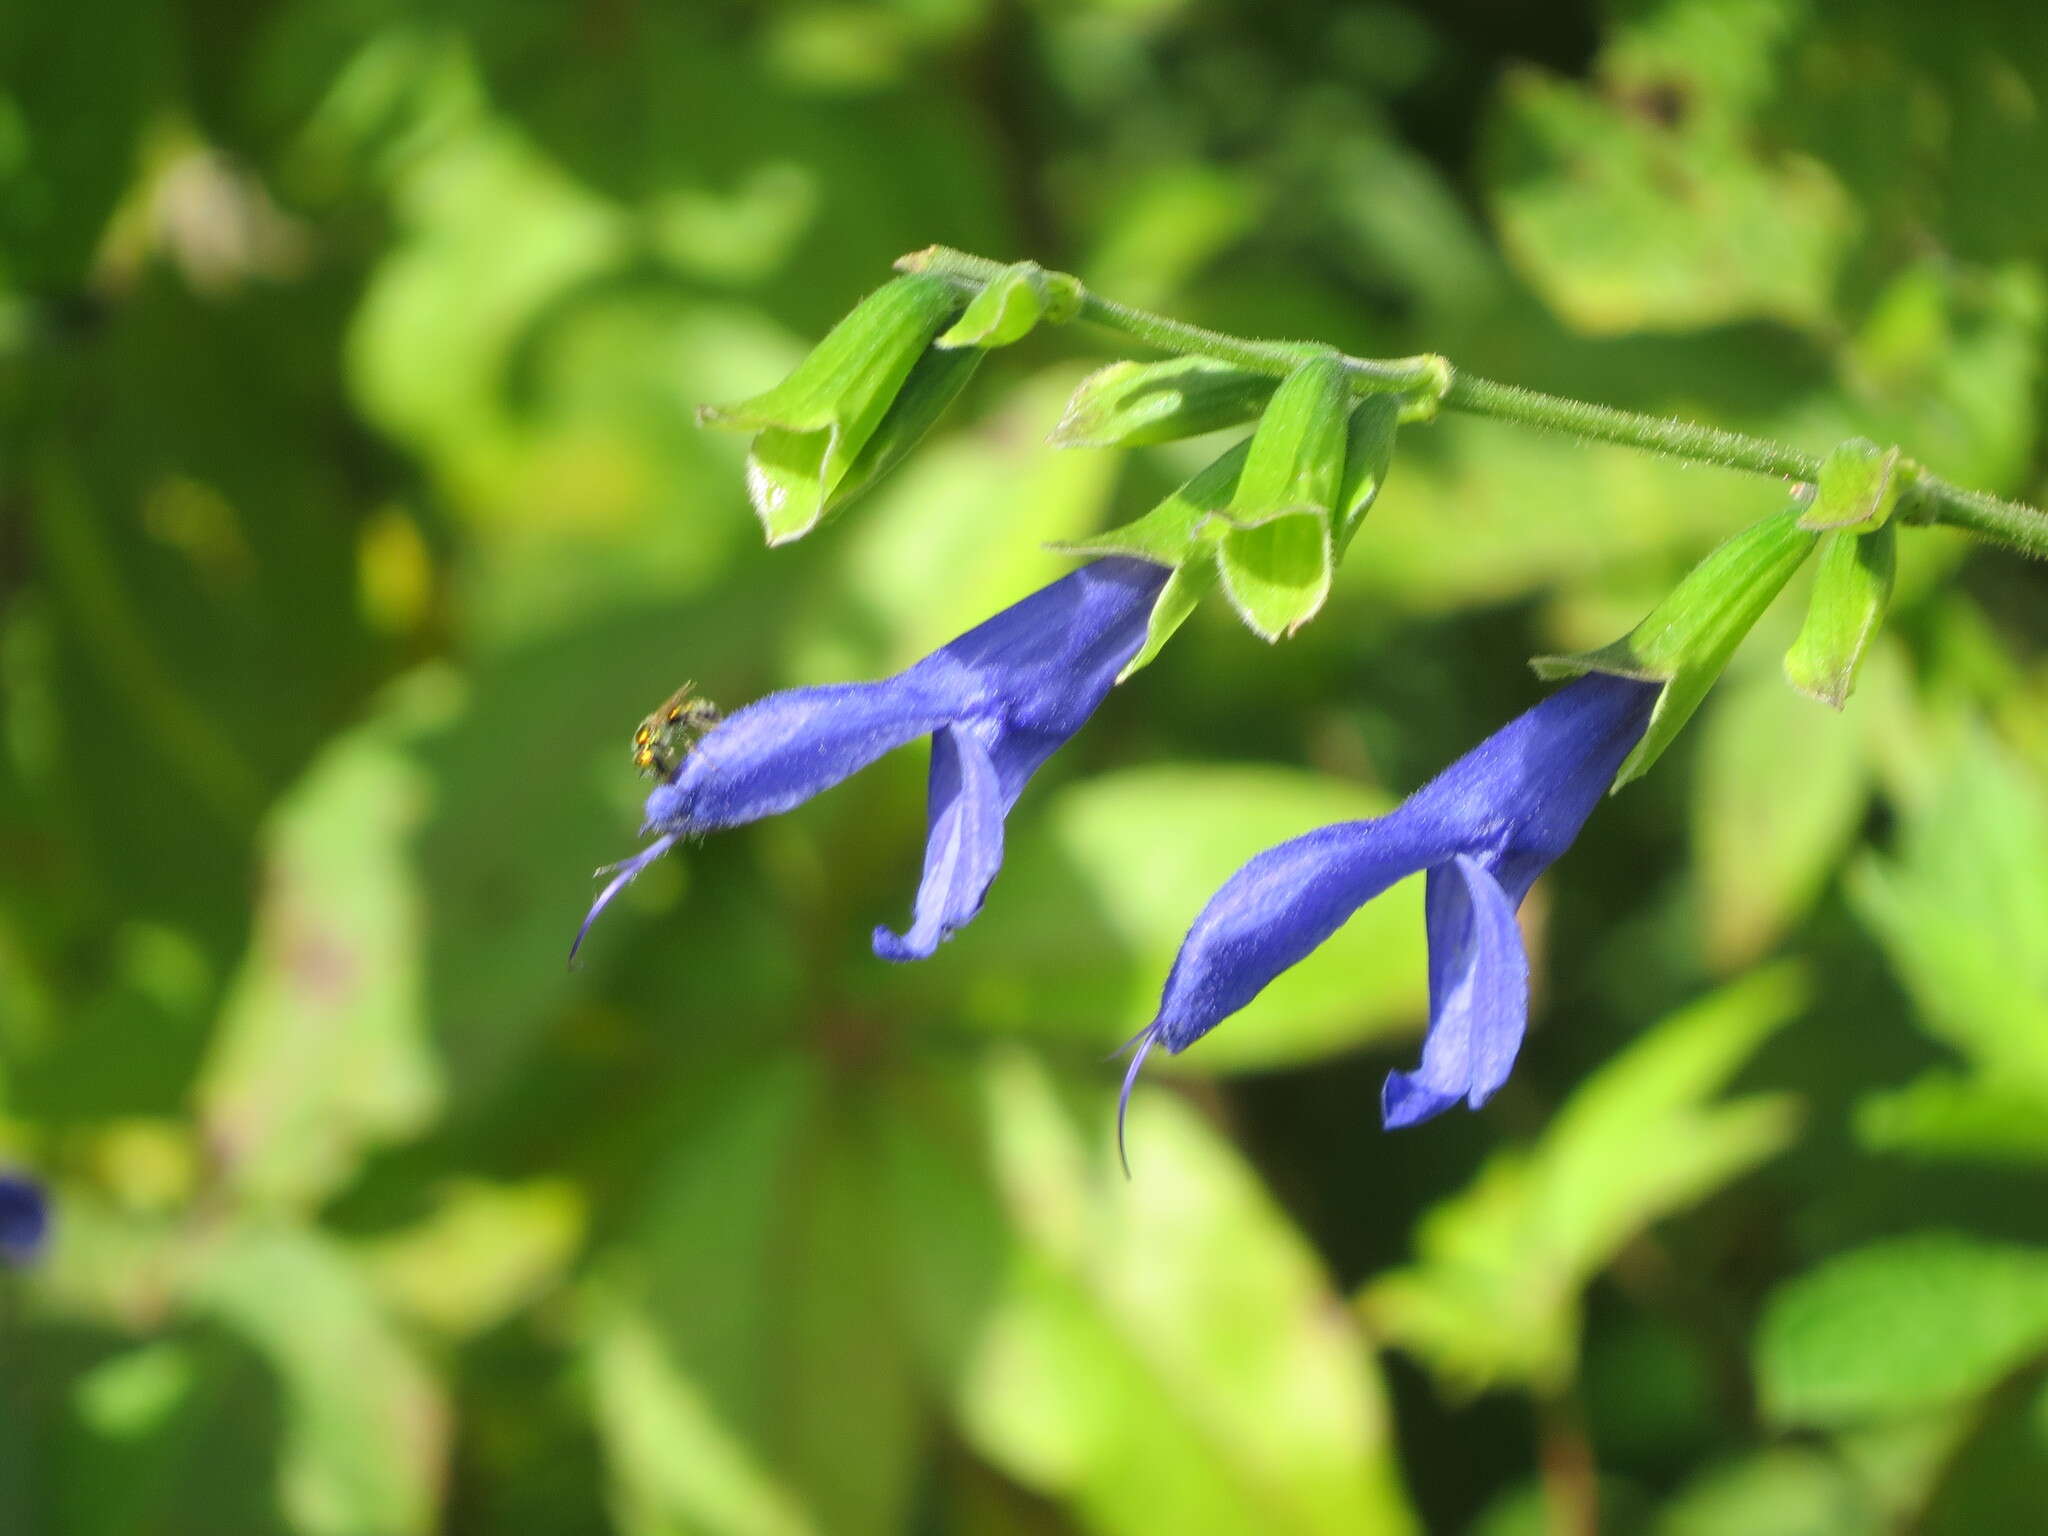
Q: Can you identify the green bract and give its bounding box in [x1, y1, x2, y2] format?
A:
[698, 274, 965, 544]
[1212, 354, 1352, 641]
[1784, 522, 1896, 709]
[1534, 505, 1819, 787]
[1049, 357, 1280, 448]
[1800, 437, 1905, 532]
[934, 260, 1082, 350]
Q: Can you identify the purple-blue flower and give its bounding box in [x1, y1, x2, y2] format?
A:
[576, 557, 1170, 963]
[1120, 673, 1659, 1160]
[0, 1173, 47, 1265]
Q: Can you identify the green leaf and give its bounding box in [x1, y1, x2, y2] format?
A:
[1756, 1232, 2048, 1427]
[698, 274, 964, 543]
[953, 764, 1427, 1070]
[191, 1222, 448, 1536]
[1692, 659, 1870, 965]
[1801, 438, 1904, 532]
[1049, 358, 1279, 448]
[1365, 968, 1805, 1393]
[952, 1048, 1417, 1536]
[1534, 505, 1818, 787]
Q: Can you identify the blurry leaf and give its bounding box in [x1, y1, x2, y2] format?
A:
[586, 1303, 817, 1536]
[191, 1222, 447, 1536]
[1691, 658, 1869, 966]
[1919, 1374, 2048, 1535]
[349, 124, 758, 647]
[583, 1058, 918, 1536]
[0, 0, 172, 284]
[1850, 731, 2048, 1085]
[954, 1048, 1417, 1536]
[198, 712, 440, 1210]
[955, 764, 1427, 1070]
[1756, 1231, 2048, 1427]
[1653, 1448, 1878, 1536]
[1835, 261, 2046, 494]
[1366, 968, 1805, 1393]
[1484, 0, 1854, 334]
[1781, 5, 2048, 264]
[1855, 1072, 2048, 1165]
[45, 1329, 292, 1536]
[358, 1179, 584, 1339]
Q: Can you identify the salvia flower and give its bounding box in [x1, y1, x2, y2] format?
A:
[1120, 673, 1660, 1160]
[576, 557, 1171, 963]
[0, 1173, 48, 1265]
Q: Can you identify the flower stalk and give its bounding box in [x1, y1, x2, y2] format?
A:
[899, 245, 2048, 562]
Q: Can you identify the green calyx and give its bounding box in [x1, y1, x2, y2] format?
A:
[1801, 437, 1909, 533]
[698, 273, 966, 544]
[1049, 375, 1400, 673]
[1785, 521, 1897, 709]
[1050, 357, 1279, 449]
[1534, 504, 1820, 788]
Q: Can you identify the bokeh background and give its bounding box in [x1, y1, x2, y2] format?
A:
[6, 0, 2048, 1531]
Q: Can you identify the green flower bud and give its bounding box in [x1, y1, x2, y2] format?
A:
[1212, 353, 1351, 641]
[1800, 437, 1906, 532]
[698, 274, 964, 544]
[1534, 504, 1819, 787]
[1785, 521, 1896, 709]
[1049, 357, 1279, 449]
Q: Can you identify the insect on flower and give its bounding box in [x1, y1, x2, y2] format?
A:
[631, 683, 724, 779]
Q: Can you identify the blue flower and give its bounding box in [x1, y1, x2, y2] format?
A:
[0, 1173, 47, 1265]
[577, 557, 1170, 963]
[1120, 674, 1659, 1161]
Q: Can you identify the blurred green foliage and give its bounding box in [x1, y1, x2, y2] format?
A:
[3, 1, 2047, 1532]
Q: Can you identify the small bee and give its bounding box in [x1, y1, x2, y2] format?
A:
[632, 682, 723, 778]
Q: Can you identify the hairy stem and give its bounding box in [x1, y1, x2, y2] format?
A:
[901, 245, 2048, 560]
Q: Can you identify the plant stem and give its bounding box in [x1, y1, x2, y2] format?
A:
[900, 245, 2048, 560]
